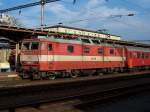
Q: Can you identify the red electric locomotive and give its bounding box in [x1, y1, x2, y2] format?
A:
[19, 35, 150, 79]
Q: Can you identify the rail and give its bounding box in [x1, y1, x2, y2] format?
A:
[0, 71, 150, 111]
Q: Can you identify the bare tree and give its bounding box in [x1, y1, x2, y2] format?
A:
[0, 14, 22, 27]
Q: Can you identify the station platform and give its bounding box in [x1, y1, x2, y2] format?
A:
[0, 72, 20, 81]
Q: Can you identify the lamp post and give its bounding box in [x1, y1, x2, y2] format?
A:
[41, 0, 45, 31]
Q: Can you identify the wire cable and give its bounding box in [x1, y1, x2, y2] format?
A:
[119, 0, 150, 15]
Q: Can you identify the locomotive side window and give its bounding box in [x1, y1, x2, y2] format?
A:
[22, 42, 30, 50]
[83, 47, 90, 53]
[92, 40, 100, 44]
[67, 45, 74, 53]
[98, 48, 103, 54]
[48, 44, 53, 51]
[81, 39, 91, 43]
[110, 49, 114, 55]
[31, 42, 39, 50]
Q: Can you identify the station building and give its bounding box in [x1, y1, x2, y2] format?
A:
[44, 25, 121, 40]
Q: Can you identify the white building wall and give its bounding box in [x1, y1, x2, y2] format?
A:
[47, 27, 121, 40]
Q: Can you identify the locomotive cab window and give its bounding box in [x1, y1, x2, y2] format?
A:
[31, 42, 39, 50]
[48, 44, 53, 51]
[67, 45, 74, 53]
[22, 42, 30, 50]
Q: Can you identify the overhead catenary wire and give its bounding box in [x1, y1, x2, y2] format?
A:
[0, 0, 60, 13]
[0, 0, 147, 34]
[0, 0, 77, 13]
[0, 0, 61, 30]
[51, 13, 134, 25]
[0, 0, 77, 30]
[119, 0, 150, 15]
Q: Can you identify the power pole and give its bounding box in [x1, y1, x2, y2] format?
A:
[41, 0, 45, 31]
[0, 0, 76, 30]
[0, 0, 61, 31]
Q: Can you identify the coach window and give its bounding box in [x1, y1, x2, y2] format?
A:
[136, 52, 140, 59]
[142, 53, 145, 59]
[110, 49, 114, 55]
[83, 47, 90, 53]
[67, 45, 74, 53]
[130, 52, 133, 59]
[98, 48, 103, 54]
[48, 44, 53, 51]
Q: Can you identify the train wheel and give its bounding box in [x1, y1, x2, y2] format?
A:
[21, 71, 30, 79]
[48, 75, 56, 80]
[47, 72, 56, 80]
[71, 70, 79, 78]
[70, 74, 78, 78]
[32, 72, 41, 80]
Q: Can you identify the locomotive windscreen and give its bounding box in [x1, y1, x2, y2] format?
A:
[22, 42, 30, 50]
[22, 42, 39, 50]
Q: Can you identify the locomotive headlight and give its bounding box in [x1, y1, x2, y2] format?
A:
[21, 61, 38, 65]
[33, 61, 39, 64]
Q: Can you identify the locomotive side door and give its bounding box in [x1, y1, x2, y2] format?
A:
[129, 52, 133, 68]
[121, 46, 125, 67]
[47, 42, 54, 70]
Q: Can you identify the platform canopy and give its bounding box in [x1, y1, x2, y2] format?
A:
[0, 25, 149, 48]
[0, 25, 47, 42]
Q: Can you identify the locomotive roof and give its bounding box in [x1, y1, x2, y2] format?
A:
[105, 39, 150, 48]
[23, 35, 150, 48]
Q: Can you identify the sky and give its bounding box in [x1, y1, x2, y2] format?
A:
[0, 0, 150, 41]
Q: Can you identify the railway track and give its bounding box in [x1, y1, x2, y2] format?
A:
[0, 71, 150, 112]
[14, 81, 150, 112]
[0, 70, 150, 87]
[76, 81, 150, 107]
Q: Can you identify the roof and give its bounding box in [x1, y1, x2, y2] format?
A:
[0, 25, 149, 48]
[104, 39, 150, 48]
[45, 25, 121, 37]
[0, 25, 47, 42]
